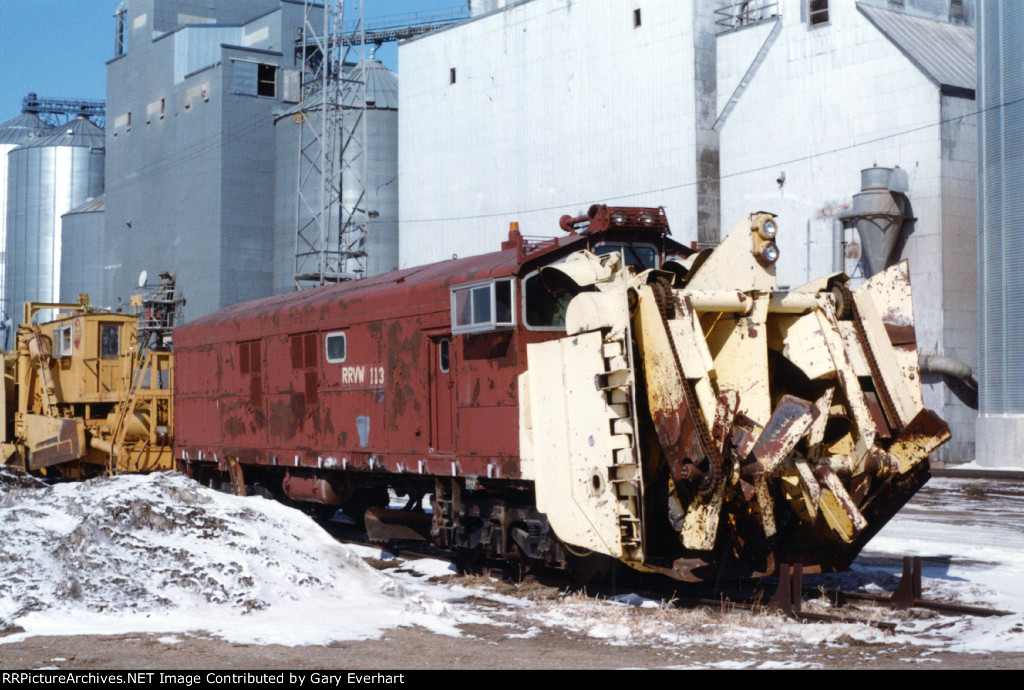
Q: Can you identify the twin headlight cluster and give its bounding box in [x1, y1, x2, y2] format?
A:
[754, 217, 780, 266]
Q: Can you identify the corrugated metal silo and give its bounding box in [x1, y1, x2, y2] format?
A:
[1, 111, 53, 330]
[60, 195, 106, 306]
[344, 58, 399, 278]
[4, 115, 105, 324]
[977, 0, 1024, 466]
[274, 58, 398, 293]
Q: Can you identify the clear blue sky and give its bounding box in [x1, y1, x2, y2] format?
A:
[0, 1, 468, 122]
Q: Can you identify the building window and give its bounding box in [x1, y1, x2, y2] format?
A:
[808, 0, 829, 26]
[634, 8, 642, 28]
[233, 60, 277, 97]
[257, 64, 276, 97]
[450, 67, 456, 84]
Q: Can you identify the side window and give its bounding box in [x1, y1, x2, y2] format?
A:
[325, 332, 347, 363]
[522, 271, 569, 331]
[439, 338, 451, 373]
[53, 324, 73, 357]
[451, 278, 515, 334]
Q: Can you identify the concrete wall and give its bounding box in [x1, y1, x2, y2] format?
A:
[397, 0, 978, 460]
[716, 0, 977, 460]
[398, 0, 701, 267]
[104, 0, 303, 320]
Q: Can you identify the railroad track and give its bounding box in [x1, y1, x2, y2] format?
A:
[321, 519, 1012, 631]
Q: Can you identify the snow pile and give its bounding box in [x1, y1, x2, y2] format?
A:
[0, 469, 1020, 661]
[863, 477, 1024, 654]
[519, 590, 891, 651]
[0, 471, 462, 646]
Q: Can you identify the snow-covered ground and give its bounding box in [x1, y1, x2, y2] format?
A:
[0, 469, 1021, 661]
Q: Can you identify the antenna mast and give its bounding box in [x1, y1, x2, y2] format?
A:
[294, 0, 368, 288]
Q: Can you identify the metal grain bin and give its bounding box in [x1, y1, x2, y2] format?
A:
[0, 111, 53, 335]
[60, 195, 106, 307]
[4, 115, 104, 329]
[274, 58, 398, 292]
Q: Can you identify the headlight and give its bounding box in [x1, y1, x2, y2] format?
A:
[759, 219, 777, 240]
[758, 242, 780, 265]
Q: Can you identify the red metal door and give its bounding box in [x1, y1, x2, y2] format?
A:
[430, 336, 456, 454]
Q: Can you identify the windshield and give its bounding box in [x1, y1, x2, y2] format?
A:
[593, 243, 658, 272]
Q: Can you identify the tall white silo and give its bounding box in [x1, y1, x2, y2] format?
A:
[4, 115, 105, 328]
[0, 111, 53, 333]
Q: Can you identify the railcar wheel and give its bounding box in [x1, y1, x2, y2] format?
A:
[312, 503, 340, 523]
[339, 486, 389, 527]
[564, 547, 613, 585]
[454, 546, 486, 575]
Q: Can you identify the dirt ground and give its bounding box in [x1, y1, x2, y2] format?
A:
[1, 620, 1020, 670]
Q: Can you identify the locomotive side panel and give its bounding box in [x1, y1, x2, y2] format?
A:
[377, 316, 435, 457]
[175, 345, 222, 449]
[261, 332, 316, 456]
[219, 338, 267, 460]
[457, 330, 520, 476]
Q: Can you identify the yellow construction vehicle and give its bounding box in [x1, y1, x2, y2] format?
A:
[1, 286, 178, 479]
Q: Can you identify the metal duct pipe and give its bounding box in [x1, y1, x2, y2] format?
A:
[833, 218, 845, 273]
[920, 355, 978, 391]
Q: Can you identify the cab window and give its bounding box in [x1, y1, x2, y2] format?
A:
[522, 270, 570, 331]
[101, 324, 120, 358]
[593, 243, 658, 272]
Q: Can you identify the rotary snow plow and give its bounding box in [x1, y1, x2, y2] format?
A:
[524, 212, 949, 582]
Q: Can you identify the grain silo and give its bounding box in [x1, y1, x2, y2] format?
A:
[60, 195, 106, 306]
[977, 0, 1024, 467]
[4, 115, 105, 327]
[0, 111, 53, 334]
[274, 57, 398, 293]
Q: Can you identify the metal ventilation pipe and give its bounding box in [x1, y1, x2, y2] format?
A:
[840, 166, 914, 276]
[920, 354, 978, 409]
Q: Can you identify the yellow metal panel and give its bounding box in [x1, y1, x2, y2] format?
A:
[525, 332, 623, 558]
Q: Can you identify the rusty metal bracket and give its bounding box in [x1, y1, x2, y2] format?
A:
[767, 562, 804, 616]
[890, 555, 922, 609]
[225, 456, 247, 497]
